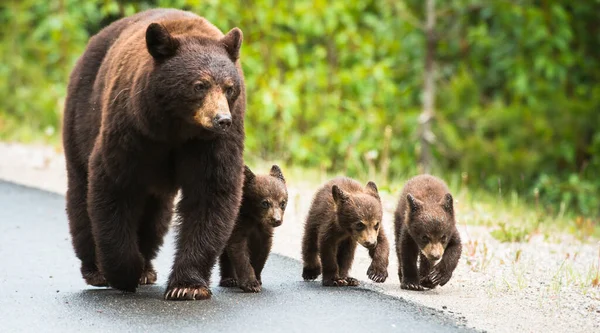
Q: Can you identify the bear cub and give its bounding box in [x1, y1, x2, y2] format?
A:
[219, 165, 288, 293]
[394, 174, 462, 291]
[302, 177, 389, 286]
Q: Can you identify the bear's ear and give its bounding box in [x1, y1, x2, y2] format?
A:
[407, 193, 423, 213]
[440, 193, 454, 215]
[365, 181, 380, 200]
[332, 185, 349, 206]
[269, 165, 285, 184]
[244, 165, 255, 184]
[221, 27, 243, 61]
[146, 23, 179, 59]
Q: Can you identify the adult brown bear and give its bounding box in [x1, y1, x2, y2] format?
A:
[62, 8, 245, 300]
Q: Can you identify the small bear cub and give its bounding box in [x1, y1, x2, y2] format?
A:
[302, 177, 389, 286]
[394, 174, 462, 291]
[219, 165, 288, 293]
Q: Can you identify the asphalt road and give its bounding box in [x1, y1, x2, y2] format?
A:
[0, 180, 474, 332]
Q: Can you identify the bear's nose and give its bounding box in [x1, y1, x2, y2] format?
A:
[364, 240, 377, 249]
[271, 218, 282, 227]
[214, 114, 232, 130]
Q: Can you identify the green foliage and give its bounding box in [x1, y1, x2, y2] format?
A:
[0, 0, 598, 218]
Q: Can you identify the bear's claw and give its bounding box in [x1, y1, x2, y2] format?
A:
[164, 286, 211, 300]
[139, 268, 157, 285]
[322, 278, 349, 287]
[367, 264, 388, 283]
[344, 277, 360, 286]
[401, 281, 425, 291]
[219, 278, 238, 287]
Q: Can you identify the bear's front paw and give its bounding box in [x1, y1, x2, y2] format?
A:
[344, 277, 360, 286]
[82, 270, 108, 287]
[367, 263, 388, 283]
[421, 267, 453, 288]
[219, 278, 238, 287]
[401, 278, 425, 291]
[240, 279, 261, 293]
[302, 266, 321, 281]
[322, 277, 348, 287]
[164, 286, 212, 301]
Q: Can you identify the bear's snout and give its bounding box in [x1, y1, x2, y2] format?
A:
[213, 113, 232, 131]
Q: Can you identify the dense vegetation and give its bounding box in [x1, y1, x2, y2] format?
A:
[0, 0, 598, 218]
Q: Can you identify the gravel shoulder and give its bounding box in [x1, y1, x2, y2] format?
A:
[1, 142, 598, 333]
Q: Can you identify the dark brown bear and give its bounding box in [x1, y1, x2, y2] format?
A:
[302, 177, 389, 286]
[62, 8, 246, 300]
[218, 165, 287, 293]
[394, 174, 462, 291]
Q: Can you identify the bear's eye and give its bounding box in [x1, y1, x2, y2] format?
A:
[441, 235, 447, 242]
[355, 222, 366, 231]
[280, 200, 286, 209]
[261, 200, 270, 209]
[194, 82, 209, 93]
[225, 86, 235, 98]
[374, 223, 380, 230]
[421, 235, 430, 242]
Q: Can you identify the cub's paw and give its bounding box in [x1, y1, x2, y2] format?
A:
[164, 286, 212, 301]
[82, 270, 108, 287]
[322, 277, 349, 287]
[219, 278, 238, 287]
[240, 279, 261, 293]
[401, 279, 425, 291]
[367, 264, 388, 283]
[422, 267, 453, 288]
[302, 266, 321, 281]
[139, 268, 157, 285]
[344, 277, 360, 286]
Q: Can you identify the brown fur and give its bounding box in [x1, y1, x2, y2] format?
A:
[62, 9, 246, 300]
[219, 165, 288, 293]
[393, 174, 462, 290]
[302, 177, 389, 286]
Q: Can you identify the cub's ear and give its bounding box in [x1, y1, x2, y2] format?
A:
[221, 27, 243, 61]
[146, 23, 179, 59]
[406, 193, 423, 213]
[332, 185, 349, 206]
[243, 165, 255, 184]
[365, 181, 380, 200]
[269, 165, 285, 184]
[440, 193, 454, 215]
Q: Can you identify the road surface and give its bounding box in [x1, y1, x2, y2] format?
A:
[0, 180, 474, 332]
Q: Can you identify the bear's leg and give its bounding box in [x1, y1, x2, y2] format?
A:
[227, 237, 261, 293]
[418, 252, 434, 288]
[400, 231, 423, 291]
[88, 164, 145, 292]
[137, 193, 175, 285]
[301, 223, 321, 280]
[218, 250, 238, 287]
[166, 142, 242, 300]
[337, 238, 358, 286]
[367, 227, 390, 283]
[249, 232, 273, 285]
[66, 164, 106, 287]
[320, 236, 347, 287]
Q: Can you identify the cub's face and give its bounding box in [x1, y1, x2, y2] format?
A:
[406, 193, 455, 265]
[145, 23, 244, 133]
[333, 182, 382, 249]
[242, 165, 288, 229]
